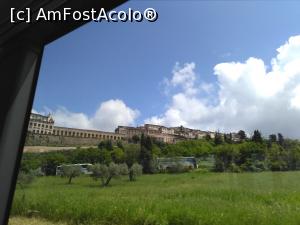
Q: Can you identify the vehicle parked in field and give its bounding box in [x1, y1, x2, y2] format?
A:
[56, 163, 92, 176]
[156, 157, 198, 172]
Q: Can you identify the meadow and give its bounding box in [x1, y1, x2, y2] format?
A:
[10, 171, 300, 225]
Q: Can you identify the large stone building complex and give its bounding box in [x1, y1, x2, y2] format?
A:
[27, 113, 241, 143]
[115, 124, 218, 143]
[28, 113, 55, 135]
[115, 124, 177, 143]
[53, 126, 123, 141]
[27, 113, 123, 141]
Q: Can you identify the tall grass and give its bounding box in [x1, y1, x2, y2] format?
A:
[10, 171, 300, 225]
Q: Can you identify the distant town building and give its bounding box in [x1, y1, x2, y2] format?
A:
[53, 126, 124, 141]
[27, 113, 54, 135]
[115, 124, 177, 143]
[27, 113, 124, 141]
[27, 113, 241, 143]
[115, 124, 219, 143]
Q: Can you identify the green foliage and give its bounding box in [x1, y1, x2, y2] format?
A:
[214, 142, 268, 172]
[278, 133, 285, 146]
[119, 163, 129, 175]
[266, 143, 288, 171]
[214, 144, 238, 172]
[205, 133, 211, 141]
[238, 130, 246, 140]
[163, 139, 213, 157]
[269, 134, 277, 143]
[252, 130, 263, 143]
[214, 131, 223, 145]
[129, 163, 143, 181]
[124, 144, 140, 167]
[111, 147, 125, 163]
[60, 165, 81, 184]
[224, 133, 233, 144]
[20, 153, 42, 173]
[89, 163, 108, 185]
[89, 162, 128, 186]
[139, 134, 154, 173]
[98, 140, 113, 151]
[20, 131, 300, 176]
[41, 153, 66, 176]
[99, 149, 112, 165]
[131, 134, 140, 144]
[71, 148, 100, 164]
[116, 141, 124, 149]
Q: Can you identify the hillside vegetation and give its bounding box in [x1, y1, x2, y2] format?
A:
[20, 132, 300, 175]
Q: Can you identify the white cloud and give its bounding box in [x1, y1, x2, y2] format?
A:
[90, 99, 140, 131]
[145, 35, 300, 138]
[50, 107, 91, 129]
[33, 99, 139, 132]
[164, 62, 198, 96]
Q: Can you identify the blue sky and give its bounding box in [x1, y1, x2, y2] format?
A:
[33, 1, 300, 137]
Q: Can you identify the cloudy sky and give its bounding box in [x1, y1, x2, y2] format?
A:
[33, 1, 300, 138]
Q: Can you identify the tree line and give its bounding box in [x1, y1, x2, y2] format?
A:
[20, 130, 300, 177]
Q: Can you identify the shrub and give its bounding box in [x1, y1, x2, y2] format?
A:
[60, 165, 81, 184]
[89, 162, 128, 187]
[129, 163, 143, 181]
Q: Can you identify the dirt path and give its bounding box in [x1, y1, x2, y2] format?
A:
[9, 217, 67, 225]
[23, 146, 96, 153]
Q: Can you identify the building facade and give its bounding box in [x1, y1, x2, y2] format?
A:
[28, 113, 124, 141]
[53, 126, 124, 141]
[27, 113, 55, 135]
[115, 124, 219, 143]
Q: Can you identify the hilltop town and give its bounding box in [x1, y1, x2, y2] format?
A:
[27, 113, 242, 144]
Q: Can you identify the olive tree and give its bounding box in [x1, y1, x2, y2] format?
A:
[61, 165, 81, 184]
[129, 163, 143, 181]
[89, 162, 128, 187]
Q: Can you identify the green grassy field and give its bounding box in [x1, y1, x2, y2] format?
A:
[10, 171, 300, 225]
